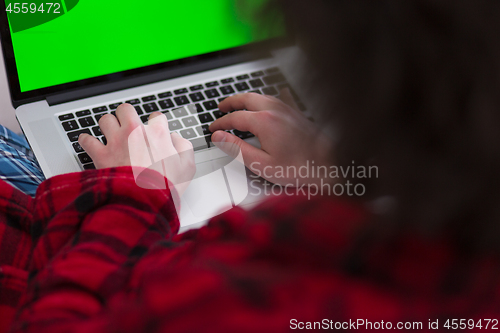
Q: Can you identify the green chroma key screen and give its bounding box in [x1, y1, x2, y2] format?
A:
[5, 0, 277, 92]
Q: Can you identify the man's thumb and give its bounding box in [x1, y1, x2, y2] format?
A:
[211, 130, 270, 176]
[211, 130, 243, 160]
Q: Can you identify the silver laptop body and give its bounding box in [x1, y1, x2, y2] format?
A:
[1, 2, 308, 230]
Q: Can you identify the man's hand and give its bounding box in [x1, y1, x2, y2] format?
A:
[78, 104, 195, 195]
[209, 90, 333, 186]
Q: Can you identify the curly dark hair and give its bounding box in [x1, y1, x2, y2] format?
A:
[262, 0, 500, 254]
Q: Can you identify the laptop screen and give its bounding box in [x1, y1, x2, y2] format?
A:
[5, 0, 282, 93]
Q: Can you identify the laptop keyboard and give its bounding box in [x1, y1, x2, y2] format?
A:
[57, 67, 306, 170]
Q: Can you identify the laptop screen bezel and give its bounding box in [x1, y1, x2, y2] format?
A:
[0, 2, 291, 108]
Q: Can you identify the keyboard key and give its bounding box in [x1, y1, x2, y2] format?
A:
[143, 102, 159, 113]
[134, 105, 144, 115]
[72, 142, 84, 153]
[78, 117, 96, 128]
[59, 113, 74, 121]
[180, 128, 197, 139]
[249, 78, 264, 88]
[101, 136, 108, 145]
[164, 112, 173, 120]
[169, 120, 183, 131]
[111, 111, 116, 116]
[200, 125, 212, 136]
[236, 74, 250, 80]
[212, 110, 224, 119]
[204, 88, 220, 99]
[174, 88, 188, 95]
[158, 92, 172, 99]
[190, 137, 210, 151]
[193, 103, 204, 113]
[220, 85, 235, 95]
[92, 106, 108, 113]
[78, 153, 93, 164]
[219, 97, 227, 103]
[265, 67, 281, 74]
[249, 89, 262, 94]
[235, 82, 250, 91]
[75, 110, 91, 117]
[205, 81, 219, 87]
[172, 107, 188, 118]
[203, 100, 218, 110]
[174, 96, 190, 106]
[181, 116, 198, 127]
[109, 103, 122, 110]
[95, 114, 105, 122]
[263, 73, 286, 85]
[234, 130, 255, 139]
[92, 126, 102, 136]
[196, 125, 211, 136]
[62, 120, 79, 131]
[141, 115, 150, 123]
[277, 83, 300, 100]
[221, 77, 234, 84]
[125, 99, 141, 105]
[190, 84, 204, 91]
[186, 104, 199, 114]
[251, 71, 265, 77]
[142, 95, 156, 102]
[262, 86, 279, 95]
[83, 163, 96, 170]
[189, 92, 205, 102]
[159, 99, 175, 109]
[67, 129, 91, 142]
[197, 113, 214, 124]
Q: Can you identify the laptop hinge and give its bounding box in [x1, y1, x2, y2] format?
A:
[46, 51, 270, 106]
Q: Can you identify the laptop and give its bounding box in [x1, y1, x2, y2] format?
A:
[0, 0, 308, 230]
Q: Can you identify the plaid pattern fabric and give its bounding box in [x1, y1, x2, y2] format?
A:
[0, 125, 44, 197]
[0, 167, 178, 333]
[1, 167, 499, 333]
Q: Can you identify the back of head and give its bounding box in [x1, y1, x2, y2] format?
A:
[267, 0, 500, 253]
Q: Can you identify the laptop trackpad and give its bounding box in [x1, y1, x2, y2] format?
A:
[184, 158, 233, 218]
[179, 156, 247, 226]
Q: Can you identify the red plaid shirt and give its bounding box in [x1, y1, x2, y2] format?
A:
[0, 167, 499, 332]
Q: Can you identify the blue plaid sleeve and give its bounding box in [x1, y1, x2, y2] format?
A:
[0, 125, 45, 197]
